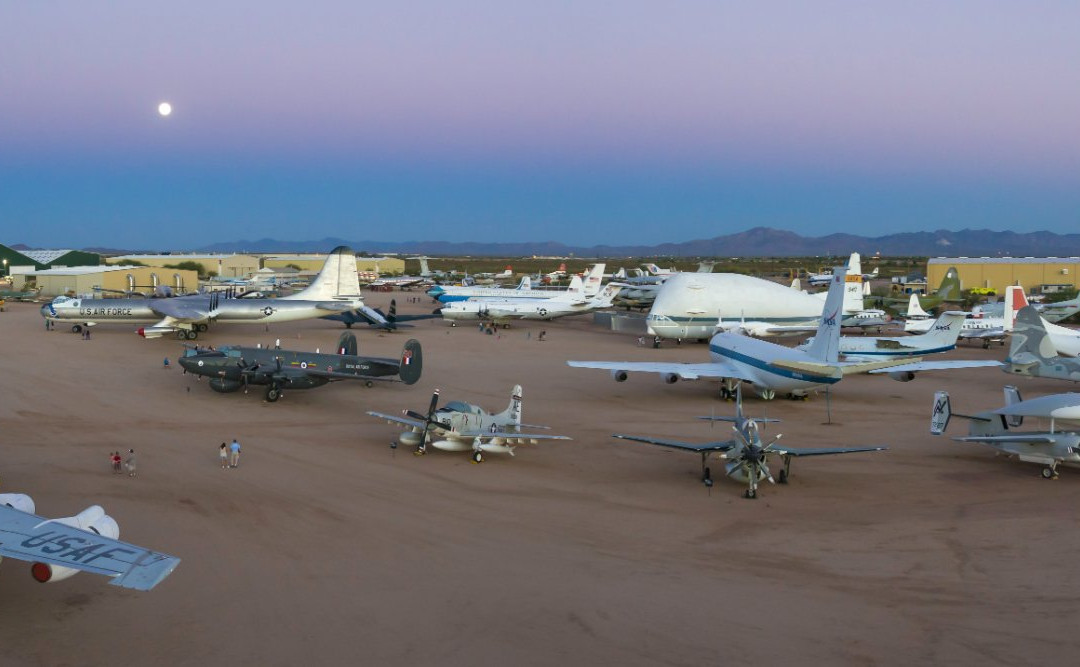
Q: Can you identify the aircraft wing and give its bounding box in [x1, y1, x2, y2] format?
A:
[771, 445, 888, 457]
[613, 434, 735, 452]
[367, 411, 427, 430]
[0, 505, 180, 591]
[566, 360, 751, 382]
[149, 299, 210, 322]
[867, 360, 1005, 374]
[485, 431, 571, 441]
[953, 434, 1059, 445]
[299, 368, 396, 382]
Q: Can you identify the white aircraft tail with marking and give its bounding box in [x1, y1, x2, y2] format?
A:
[803, 267, 846, 363]
[911, 311, 965, 348]
[907, 293, 930, 318]
[1003, 285, 1029, 331]
[283, 246, 362, 302]
[930, 391, 951, 434]
[494, 384, 524, 426]
[582, 263, 606, 297]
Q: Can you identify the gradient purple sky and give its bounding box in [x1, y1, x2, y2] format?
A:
[2, 2, 1078, 249]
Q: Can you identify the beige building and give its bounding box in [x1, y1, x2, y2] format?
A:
[32, 265, 199, 297]
[261, 253, 405, 275]
[928, 257, 1080, 294]
[105, 254, 260, 278]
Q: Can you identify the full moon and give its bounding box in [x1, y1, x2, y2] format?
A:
[158, 102, 172, 117]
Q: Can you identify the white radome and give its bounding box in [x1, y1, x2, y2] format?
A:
[158, 102, 172, 117]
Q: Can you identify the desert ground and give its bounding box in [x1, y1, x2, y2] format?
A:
[1, 295, 1079, 666]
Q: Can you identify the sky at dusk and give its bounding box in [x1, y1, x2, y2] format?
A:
[2, 2, 1078, 249]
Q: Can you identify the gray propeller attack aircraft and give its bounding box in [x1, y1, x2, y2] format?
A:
[40, 246, 368, 340]
[931, 385, 1080, 479]
[613, 387, 887, 498]
[367, 385, 570, 462]
[0, 492, 179, 591]
[179, 332, 421, 402]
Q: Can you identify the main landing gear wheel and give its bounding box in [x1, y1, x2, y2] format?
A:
[72, 324, 82, 333]
[185, 329, 199, 340]
[1041, 466, 1057, 479]
[195, 323, 209, 333]
[364, 380, 374, 388]
[266, 386, 281, 402]
[744, 488, 757, 499]
[472, 451, 483, 463]
[778, 469, 788, 484]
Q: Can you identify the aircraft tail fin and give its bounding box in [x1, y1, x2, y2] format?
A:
[848, 252, 862, 277]
[338, 332, 358, 356]
[790, 278, 802, 291]
[1003, 385, 1023, 427]
[582, 263, 606, 297]
[418, 257, 432, 277]
[913, 311, 965, 347]
[590, 283, 622, 308]
[907, 293, 930, 318]
[495, 385, 523, 425]
[1007, 304, 1061, 369]
[842, 268, 864, 314]
[930, 391, 951, 434]
[803, 267, 846, 363]
[284, 246, 362, 302]
[398, 339, 422, 385]
[937, 267, 961, 302]
[388, 299, 398, 328]
[697, 261, 715, 273]
[1003, 285, 1029, 331]
[517, 276, 531, 290]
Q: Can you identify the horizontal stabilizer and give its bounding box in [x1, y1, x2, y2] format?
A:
[769, 360, 844, 379]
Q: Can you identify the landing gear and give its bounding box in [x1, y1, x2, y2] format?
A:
[414, 445, 427, 457]
[265, 385, 281, 402]
[701, 453, 713, 486]
[195, 323, 209, 333]
[778, 469, 788, 484]
[744, 488, 757, 499]
[1041, 465, 1058, 479]
[759, 389, 776, 401]
[71, 324, 82, 333]
[364, 380, 374, 388]
[472, 451, 483, 463]
[779, 455, 791, 484]
[787, 393, 808, 401]
[185, 329, 198, 340]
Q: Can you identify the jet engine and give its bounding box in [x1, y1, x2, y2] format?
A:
[32, 505, 119, 584]
[209, 378, 244, 393]
[887, 371, 915, 382]
[663, 373, 679, 384]
[0, 493, 36, 514]
[611, 370, 628, 382]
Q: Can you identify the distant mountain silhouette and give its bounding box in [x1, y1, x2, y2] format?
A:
[190, 228, 1080, 257]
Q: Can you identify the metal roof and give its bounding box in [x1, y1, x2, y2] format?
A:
[110, 253, 247, 260]
[21, 249, 76, 264]
[31, 265, 146, 276]
[929, 257, 1080, 265]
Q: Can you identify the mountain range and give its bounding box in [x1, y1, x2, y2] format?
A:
[183, 228, 1080, 257]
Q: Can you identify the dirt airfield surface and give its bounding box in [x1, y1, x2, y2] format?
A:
[2, 296, 1079, 666]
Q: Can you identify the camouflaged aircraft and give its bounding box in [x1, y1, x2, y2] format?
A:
[179, 332, 421, 402]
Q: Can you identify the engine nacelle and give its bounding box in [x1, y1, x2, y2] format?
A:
[209, 378, 244, 393]
[663, 373, 679, 384]
[32, 506, 119, 584]
[0, 493, 36, 514]
[888, 371, 916, 382]
[611, 370, 628, 382]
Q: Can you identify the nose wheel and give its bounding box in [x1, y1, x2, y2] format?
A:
[265, 385, 282, 402]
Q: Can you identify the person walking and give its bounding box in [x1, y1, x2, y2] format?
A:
[110, 451, 122, 474]
[219, 443, 228, 469]
[229, 439, 241, 468]
[124, 449, 136, 477]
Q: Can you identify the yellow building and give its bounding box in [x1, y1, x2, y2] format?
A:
[32, 265, 199, 297]
[928, 257, 1080, 294]
[105, 254, 260, 278]
[261, 253, 405, 275]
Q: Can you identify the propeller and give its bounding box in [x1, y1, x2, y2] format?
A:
[404, 389, 441, 454]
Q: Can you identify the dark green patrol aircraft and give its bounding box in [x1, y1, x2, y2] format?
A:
[178, 332, 422, 402]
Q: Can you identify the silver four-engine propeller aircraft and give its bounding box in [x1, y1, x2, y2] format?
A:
[367, 385, 570, 462]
